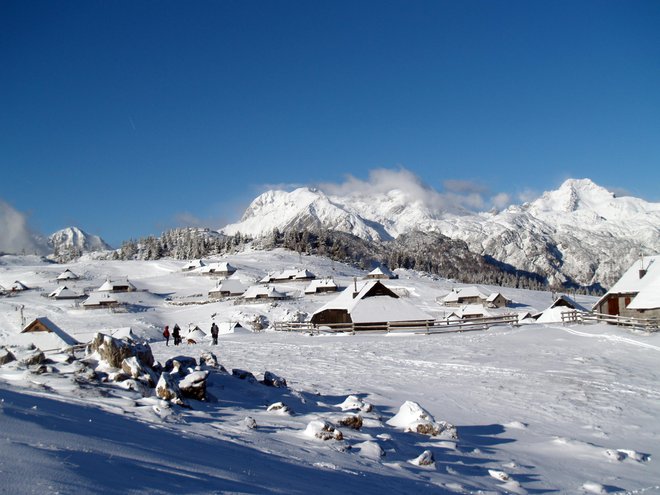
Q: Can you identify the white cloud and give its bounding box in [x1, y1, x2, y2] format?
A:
[0, 200, 48, 255]
[311, 167, 514, 213]
[517, 188, 540, 204]
[491, 192, 512, 210]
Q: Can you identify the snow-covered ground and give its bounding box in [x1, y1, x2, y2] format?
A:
[1, 250, 659, 494]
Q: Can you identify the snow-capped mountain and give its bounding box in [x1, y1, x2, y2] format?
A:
[48, 226, 112, 256]
[222, 179, 660, 288]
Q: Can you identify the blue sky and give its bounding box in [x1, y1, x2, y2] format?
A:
[2, 1, 659, 247]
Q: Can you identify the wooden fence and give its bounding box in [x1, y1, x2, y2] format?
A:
[561, 310, 659, 332]
[272, 314, 519, 335]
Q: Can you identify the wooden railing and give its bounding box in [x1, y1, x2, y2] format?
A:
[561, 310, 659, 332]
[272, 314, 519, 335]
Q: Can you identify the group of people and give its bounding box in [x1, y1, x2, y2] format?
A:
[162, 321, 219, 346]
[162, 324, 180, 346]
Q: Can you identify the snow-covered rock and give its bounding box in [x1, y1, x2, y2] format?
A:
[387, 401, 457, 439]
[409, 449, 435, 467]
[304, 420, 343, 441]
[156, 372, 184, 405]
[179, 370, 209, 401]
[261, 370, 287, 388]
[266, 401, 292, 415]
[87, 333, 154, 370]
[0, 348, 16, 366]
[336, 395, 373, 412]
[337, 414, 363, 430]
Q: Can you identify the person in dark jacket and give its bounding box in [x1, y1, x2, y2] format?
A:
[210, 322, 219, 345]
[172, 324, 181, 346]
[163, 325, 170, 346]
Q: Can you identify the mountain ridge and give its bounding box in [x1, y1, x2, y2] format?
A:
[222, 178, 660, 288]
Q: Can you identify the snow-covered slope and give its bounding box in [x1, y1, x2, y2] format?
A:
[48, 226, 112, 254]
[222, 179, 660, 288]
[1, 252, 659, 494]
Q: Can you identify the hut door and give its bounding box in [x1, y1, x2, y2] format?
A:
[607, 297, 619, 315]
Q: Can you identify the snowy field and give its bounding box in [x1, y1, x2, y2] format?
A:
[1, 250, 659, 494]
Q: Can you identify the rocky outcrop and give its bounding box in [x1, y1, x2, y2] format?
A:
[164, 356, 198, 376]
[121, 356, 157, 386]
[304, 420, 343, 441]
[87, 333, 154, 369]
[156, 372, 184, 405]
[262, 371, 287, 388]
[179, 371, 209, 401]
[338, 414, 363, 430]
[0, 348, 16, 366]
[232, 368, 257, 383]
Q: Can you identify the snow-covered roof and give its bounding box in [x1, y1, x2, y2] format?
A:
[217, 322, 251, 334]
[598, 255, 660, 310]
[49, 285, 82, 299]
[243, 285, 287, 299]
[261, 268, 316, 282]
[10, 281, 29, 291]
[210, 278, 248, 295]
[201, 262, 236, 274]
[184, 327, 207, 341]
[442, 291, 460, 303]
[18, 317, 79, 350]
[56, 269, 79, 280]
[97, 278, 136, 291]
[457, 304, 491, 317]
[486, 292, 508, 302]
[304, 278, 338, 293]
[457, 287, 488, 299]
[182, 259, 205, 270]
[366, 266, 395, 278]
[83, 292, 119, 306]
[549, 295, 587, 312]
[312, 280, 432, 323]
[536, 306, 575, 323]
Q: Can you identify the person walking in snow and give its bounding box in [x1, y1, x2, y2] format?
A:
[163, 325, 170, 346]
[172, 324, 181, 346]
[210, 322, 219, 345]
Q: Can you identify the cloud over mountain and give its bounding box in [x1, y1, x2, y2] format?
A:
[0, 200, 48, 255]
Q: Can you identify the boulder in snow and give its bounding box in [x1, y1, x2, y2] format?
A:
[179, 370, 209, 401]
[338, 414, 363, 430]
[304, 420, 343, 441]
[0, 348, 16, 366]
[121, 356, 157, 387]
[244, 416, 257, 430]
[336, 395, 373, 413]
[386, 401, 457, 439]
[232, 368, 257, 383]
[156, 372, 185, 405]
[21, 350, 46, 366]
[409, 450, 435, 467]
[164, 356, 198, 376]
[266, 401, 292, 415]
[87, 333, 154, 370]
[262, 370, 287, 388]
[199, 351, 221, 369]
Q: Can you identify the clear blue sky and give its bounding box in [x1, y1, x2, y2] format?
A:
[2, 0, 659, 246]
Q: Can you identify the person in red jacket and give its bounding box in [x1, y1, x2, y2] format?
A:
[163, 325, 170, 346]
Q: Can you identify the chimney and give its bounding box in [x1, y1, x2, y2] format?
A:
[352, 277, 358, 298]
[639, 253, 647, 279]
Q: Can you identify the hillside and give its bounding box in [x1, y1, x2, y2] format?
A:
[0, 251, 659, 494]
